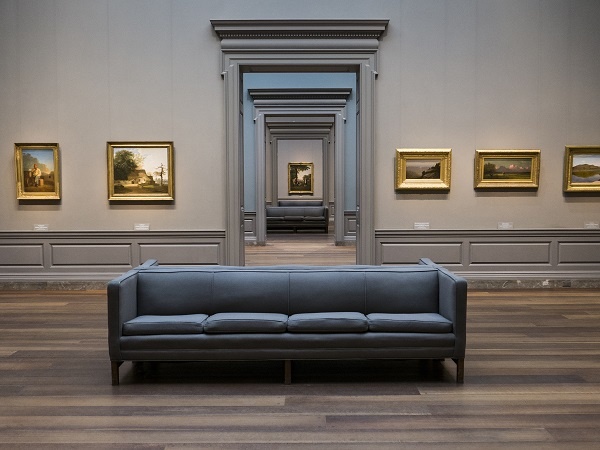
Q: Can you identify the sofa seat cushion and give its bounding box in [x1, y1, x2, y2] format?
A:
[288, 312, 368, 333]
[204, 313, 288, 334]
[367, 313, 453, 333]
[283, 216, 304, 221]
[123, 314, 208, 336]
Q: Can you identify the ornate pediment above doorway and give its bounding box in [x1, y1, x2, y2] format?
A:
[210, 19, 388, 40]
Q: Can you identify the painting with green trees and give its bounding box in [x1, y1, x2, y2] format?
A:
[108, 142, 174, 200]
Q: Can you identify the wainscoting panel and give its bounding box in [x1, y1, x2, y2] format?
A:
[470, 242, 551, 265]
[375, 229, 600, 287]
[0, 244, 44, 267]
[0, 231, 226, 286]
[139, 244, 221, 265]
[344, 211, 357, 240]
[51, 244, 132, 266]
[379, 242, 462, 265]
[558, 242, 600, 264]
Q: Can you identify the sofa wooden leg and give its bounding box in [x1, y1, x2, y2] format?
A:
[453, 358, 464, 383]
[111, 361, 123, 386]
[284, 360, 292, 384]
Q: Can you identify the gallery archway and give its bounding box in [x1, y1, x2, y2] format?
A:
[211, 19, 389, 265]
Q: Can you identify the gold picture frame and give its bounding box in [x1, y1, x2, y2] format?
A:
[288, 162, 314, 195]
[563, 146, 600, 193]
[108, 142, 174, 201]
[15, 143, 60, 200]
[474, 149, 540, 189]
[395, 148, 451, 191]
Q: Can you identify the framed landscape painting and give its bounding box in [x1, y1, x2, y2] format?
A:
[108, 142, 174, 201]
[395, 149, 451, 191]
[288, 162, 314, 195]
[15, 143, 60, 200]
[564, 146, 600, 192]
[474, 149, 540, 189]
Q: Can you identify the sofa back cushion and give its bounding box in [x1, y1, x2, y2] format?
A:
[289, 271, 366, 313]
[212, 270, 289, 313]
[266, 206, 325, 218]
[137, 270, 213, 315]
[266, 206, 286, 217]
[278, 200, 323, 207]
[302, 207, 326, 217]
[135, 266, 440, 316]
[365, 269, 439, 313]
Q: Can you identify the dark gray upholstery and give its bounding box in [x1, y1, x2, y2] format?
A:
[367, 313, 453, 333]
[204, 313, 288, 334]
[278, 200, 323, 207]
[266, 200, 328, 232]
[287, 312, 369, 333]
[123, 314, 208, 335]
[107, 259, 468, 384]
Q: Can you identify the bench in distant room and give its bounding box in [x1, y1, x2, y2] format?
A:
[266, 200, 329, 233]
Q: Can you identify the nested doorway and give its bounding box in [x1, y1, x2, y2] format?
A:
[211, 19, 388, 265]
[245, 82, 355, 249]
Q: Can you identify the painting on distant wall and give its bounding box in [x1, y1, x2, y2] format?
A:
[108, 142, 174, 201]
[474, 149, 540, 189]
[564, 146, 600, 193]
[288, 162, 314, 195]
[15, 143, 60, 200]
[395, 149, 451, 191]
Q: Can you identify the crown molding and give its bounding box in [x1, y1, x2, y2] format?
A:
[211, 19, 389, 40]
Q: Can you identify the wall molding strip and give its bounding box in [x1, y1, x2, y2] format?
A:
[0, 230, 226, 286]
[375, 228, 600, 288]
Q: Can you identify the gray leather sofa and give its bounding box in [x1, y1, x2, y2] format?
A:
[266, 200, 329, 232]
[108, 259, 467, 385]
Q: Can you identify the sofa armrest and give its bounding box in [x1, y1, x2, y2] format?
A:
[107, 269, 139, 361]
[436, 267, 468, 359]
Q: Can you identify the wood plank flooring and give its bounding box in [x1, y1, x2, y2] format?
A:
[245, 233, 356, 266]
[1, 278, 600, 446]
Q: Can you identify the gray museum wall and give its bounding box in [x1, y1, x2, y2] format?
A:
[1, 0, 599, 284]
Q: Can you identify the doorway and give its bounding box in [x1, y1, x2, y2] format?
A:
[243, 79, 356, 253]
[247, 107, 356, 266]
[211, 19, 388, 265]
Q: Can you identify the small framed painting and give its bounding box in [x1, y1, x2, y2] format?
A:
[288, 162, 314, 195]
[108, 142, 174, 201]
[474, 149, 540, 189]
[563, 146, 600, 193]
[15, 143, 61, 200]
[395, 149, 451, 191]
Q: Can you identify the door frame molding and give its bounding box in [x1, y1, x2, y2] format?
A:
[211, 19, 388, 265]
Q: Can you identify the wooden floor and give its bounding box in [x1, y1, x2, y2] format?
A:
[1, 243, 600, 447]
[245, 233, 356, 266]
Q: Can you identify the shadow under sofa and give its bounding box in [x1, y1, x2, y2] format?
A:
[107, 259, 467, 385]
